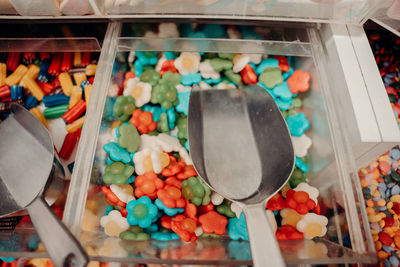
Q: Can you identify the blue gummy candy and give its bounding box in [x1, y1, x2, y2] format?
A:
[185, 140, 189, 151]
[126, 175, 136, 184]
[389, 256, 399, 267]
[43, 94, 70, 108]
[151, 231, 180, 241]
[273, 82, 292, 101]
[25, 95, 39, 110]
[165, 52, 176, 60]
[181, 73, 202, 86]
[295, 157, 309, 173]
[155, 198, 184, 216]
[256, 58, 279, 75]
[275, 97, 293, 111]
[392, 185, 400, 195]
[80, 80, 91, 91]
[38, 58, 50, 82]
[203, 24, 226, 38]
[143, 104, 163, 122]
[67, 162, 74, 173]
[104, 205, 114, 216]
[165, 107, 176, 129]
[228, 213, 248, 241]
[145, 223, 159, 233]
[176, 90, 191, 116]
[203, 77, 221, 84]
[286, 112, 310, 137]
[104, 142, 131, 164]
[134, 60, 144, 77]
[10, 85, 23, 101]
[106, 156, 114, 165]
[389, 148, 400, 161]
[283, 68, 294, 80]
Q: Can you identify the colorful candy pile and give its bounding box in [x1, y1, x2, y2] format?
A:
[0, 52, 97, 176]
[367, 31, 400, 128]
[91, 46, 329, 243]
[359, 147, 400, 266]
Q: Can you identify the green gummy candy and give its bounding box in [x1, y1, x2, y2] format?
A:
[118, 124, 140, 153]
[119, 231, 150, 241]
[113, 95, 136, 122]
[218, 53, 236, 60]
[177, 117, 188, 140]
[44, 104, 69, 119]
[103, 162, 135, 186]
[140, 69, 160, 86]
[216, 203, 236, 218]
[224, 69, 242, 85]
[157, 113, 169, 134]
[210, 58, 233, 72]
[259, 67, 283, 88]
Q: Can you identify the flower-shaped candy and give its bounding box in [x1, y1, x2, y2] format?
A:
[286, 112, 310, 137]
[170, 214, 198, 242]
[100, 210, 130, 237]
[211, 192, 224, 206]
[151, 228, 180, 241]
[199, 211, 228, 235]
[296, 213, 328, 239]
[134, 171, 164, 200]
[177, 116, 188, 140]
[240, 64, 257, 85]
[176, 90, 190, 116]
[256, 58, 279, 75]
[287, 70, 311, 94]
[118, 123, 141, 153]
[103, 162, 135, 186]
[119, 226, 150, 241]
[293, 183, 319, 205]
[280, 208, 303, 228]
[111, 184, 135, 203]
[232, 54, 250, 73]
[275, 55, 290, 72]
[181, 73, 202, 86]
[259, 67, 283, 88]
[161, 154, 185, 177]
[273, 82, 292, 101]
[158, 60, 178, 77]
[228, 212, 248, 241]
[113, 95, 136, 122]
[291, 134, 312, 158]
[133, 148, 170, 175]
[224, 69, 241, 85]
[126, 196, 158, 228]
[103, 142, 131, 164]
[266, 193, 286, 211]
[210, 58, 233, 72]
[123, 77, 152, 107]
[130, 109, 157, 134]
[181, 176, 211, 206]
[216, 200, 236, 218]
[285, 189, 316, 215]
[174, 52, 201, 75]
[276, 225, 304, 240]
[102, 185, 134, 208]
[199, 59, 220, 80]
[157, 185, 186, 208]
[151, 72, 181, 109]
[139, 69, 160, 86]
[155, 198, 184, 216]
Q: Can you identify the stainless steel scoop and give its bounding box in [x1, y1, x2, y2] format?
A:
[0, 104, 88, 267]
[188, 84, 295, 267]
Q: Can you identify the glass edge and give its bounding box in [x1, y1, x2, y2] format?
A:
[0, 38, 101, 52]
[62, 21, 123, 237]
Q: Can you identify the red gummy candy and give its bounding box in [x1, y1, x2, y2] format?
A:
[161, 155, 185, 177]
[198, 203, 214, 215]
[134, 171, 164, 200]
[285, 190, 316, 215]
[58, 128, 81, 160]
[287, 70, 311, 94]
[199, 211, 228, 235]
[266, 193, 286, 211]
[159, 60, 178, 76]
[392, 202, 400, 215]
[276, 225, 304, 240]
[48, 53, 62, 76]
[171, 214, 198, 242]
[384, 217, 395, 228]
[130, 109, 157, 134]
[378, 161, 391, 175]
[379, 232, 393, 246]
[101, 186, 126, 208]
[61, 52, 72, 72]
[157, 185, 186, 208]
[62, 99, 86, 124]
[275, 56, 290, 72]
[240, 64, 257, 85]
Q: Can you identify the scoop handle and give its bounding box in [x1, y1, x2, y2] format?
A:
[243, 204, 285, 267]
[27, 197, 89, 267]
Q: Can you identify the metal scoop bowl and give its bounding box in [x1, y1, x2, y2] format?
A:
[188, 85, 295, 267]
[0, 104, 88, 267]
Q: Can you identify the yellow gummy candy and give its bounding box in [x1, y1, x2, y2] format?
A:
[86, 64, 97, 76]
[0, 63, 6, 86]
[73, 72, 87, 87]
[84, 84, 92, 104]
[19, 64, 40, 87]
[66, 116, 84, 133]
[5, 64, 28, 86]
[391, 195, 400, 203]
[30, 107, 47, 128]
[24, 77, 44, 101]
[69, 86, 82, 108]
[59, 72, 73, 96]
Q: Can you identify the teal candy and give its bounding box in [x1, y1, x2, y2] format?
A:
[104, 205, 114, 216]
[203, 77, 221, 84]
[185, 140, 189, 151]
[228, 241, 251, 260]
[228, 213, 249, 241]
[144, 223, 159, 233]
[165, 52, 178, 60]
[256, 58, 279, 75]
[134, 60, 144, 77]
[143, 104, 163, 122]
[283, 68, 294, 80]
[165, 107, 176, 129]
[176, 90, 191, 115]
[126, 196, 158, 228]
[151, 231, 180, 241]
[181, 73, 202, 86]
[273, 82, 292, 101]
[155, 198, 184, 216]
[275, 97, 293, 111]
[295, 157, 309, 173]
[257, 82, 277, 98]
[286, 112, 310, 137]
[103, 142, 131, 164]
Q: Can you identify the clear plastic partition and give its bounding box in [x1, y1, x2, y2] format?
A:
[0, 0, 18, 15]
[105, 0, 383, 24]
[49, 21, 377, 265]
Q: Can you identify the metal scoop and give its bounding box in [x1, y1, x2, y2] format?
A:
[188, 84, 295, 267]
[0, 104, 88, 267]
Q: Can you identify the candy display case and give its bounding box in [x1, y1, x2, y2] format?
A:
[49, 21, 379, 265]
[103, 0, 384, 24]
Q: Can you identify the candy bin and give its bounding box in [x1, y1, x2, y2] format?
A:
[57, 21, 377, 265]
[0, 22, 105, 262]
